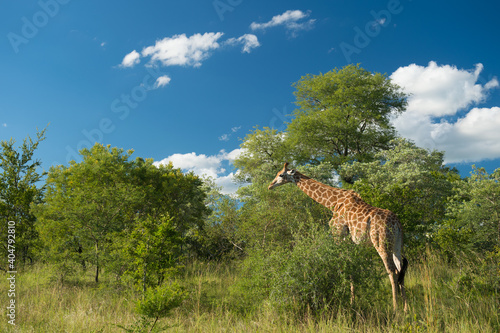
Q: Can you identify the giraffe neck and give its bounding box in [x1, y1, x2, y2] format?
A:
[295, 176, 347, 210]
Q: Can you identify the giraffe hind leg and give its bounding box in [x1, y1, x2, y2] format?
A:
[398, 256, 409, 311]
[379, 251, 402, 311]
[388, 272, 398, 311]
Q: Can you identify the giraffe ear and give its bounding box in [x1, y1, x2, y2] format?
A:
[289, 169, 296, 175]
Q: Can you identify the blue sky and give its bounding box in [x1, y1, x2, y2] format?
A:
[2, 0, 500, 193]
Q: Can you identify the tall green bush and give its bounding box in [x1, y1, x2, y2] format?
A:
[0, 128, 47, 264]
[232, 222, 385, 315]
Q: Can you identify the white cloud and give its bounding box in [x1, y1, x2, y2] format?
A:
[154, 152, 224, 179]
[391, 62, 495, 116]
[225, 34, 260, 53]
[225, 148, 245, 161]
[141, 32, 224, 68]
[154, 75, 171, 89]
[250, 10, 315, 35]
[120, 50, 141, 68]
[214, 172, 242, 195]
[120, 32, 260, 73]
[218, 125, 242, 142]
[390, 62, 500, 163]
[153, 148, 246, 194]
[448, 107, 500, 162]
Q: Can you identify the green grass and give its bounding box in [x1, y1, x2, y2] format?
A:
[1, 252, 498, 332]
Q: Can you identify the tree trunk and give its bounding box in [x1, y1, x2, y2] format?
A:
[95, 242, 99, 283]
[78, 245, 86, 270]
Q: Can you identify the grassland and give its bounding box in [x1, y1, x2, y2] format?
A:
[1, 251, 498, 332]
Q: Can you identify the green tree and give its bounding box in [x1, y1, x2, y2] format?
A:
[340, 138, 457, 253]
[437, 166, 500, 254]
[232, 65, 409, 250]
[287, 64, 407, 182]
[34, 143, 209, 283]
[120, 214, 182, 293]
[130, 158, 209, 254]
[116, 281, 187, 333]
[0, 128, 47, 265]
[34, 144, 142, 282]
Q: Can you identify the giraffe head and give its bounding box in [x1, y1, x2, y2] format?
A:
[268, 162, 299, 190]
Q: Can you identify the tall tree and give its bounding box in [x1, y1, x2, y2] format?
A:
[34, 144, 142, 282]
[0, 128, 47, 265]
[130, 157, 209, 244]
[34, 143, 209, 283]
[287, 64, 407, 182]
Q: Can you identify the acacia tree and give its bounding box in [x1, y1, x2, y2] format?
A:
[130, 157, 209, 248]
[233, 65, 408, 249]
[34, 143, 209, 283]
[287, 64, 407, 182]
[0, 128, 46, 265]
[34, 144, 142, 282]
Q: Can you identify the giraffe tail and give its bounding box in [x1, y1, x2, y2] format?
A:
[397, 256, 408, 286]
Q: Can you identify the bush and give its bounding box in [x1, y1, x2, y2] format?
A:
[117, 282, 187, 332]
[233, 223, 385, 315]
[270, 224, 384, 313]
[135, 282, 187, 319]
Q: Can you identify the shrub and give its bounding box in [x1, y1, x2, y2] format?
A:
[233, 222, 385, 315]
[268, 224, 384, 313]
[136, 282, 186, 318]
[118, 282, 187, 332]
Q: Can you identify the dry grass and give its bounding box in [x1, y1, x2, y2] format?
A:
[0, 253, 498, 332]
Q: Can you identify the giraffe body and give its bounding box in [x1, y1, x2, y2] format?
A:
[268, 163, 408, 311]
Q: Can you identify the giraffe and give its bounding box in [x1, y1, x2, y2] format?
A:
[268, 162, 408, 311]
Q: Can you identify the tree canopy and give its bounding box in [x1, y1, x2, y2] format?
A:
[287, 64, 407, 181]
[34, 143, 209, 283]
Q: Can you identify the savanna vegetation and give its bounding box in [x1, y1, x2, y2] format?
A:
[1, 64, 499, 332]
